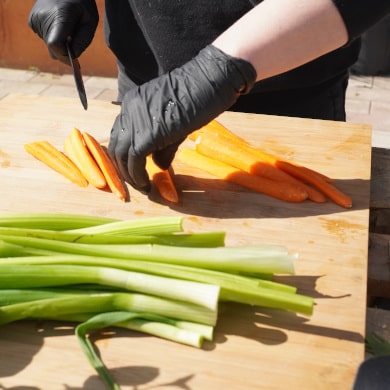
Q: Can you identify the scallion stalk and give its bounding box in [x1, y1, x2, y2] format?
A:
[0, 235, 295, 275]
[0, 212, 118, 230]
[0, 263, 220, 311]
[0, 292, 217, 326]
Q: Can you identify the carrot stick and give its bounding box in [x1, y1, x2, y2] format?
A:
[189, 119, 247, 144]
[64, 128, 107, 189]
[24, 140, 88, 187]
[191, 120, 333, 183]
[195, 132, 298, 183]
[82, 131, 129, 202]
[195, 132, 330, 203]
[276, 161, 352, 209]
[178, 148, 308, 203]
[195, 130, 329, 203]
[146, 156, 179, 204]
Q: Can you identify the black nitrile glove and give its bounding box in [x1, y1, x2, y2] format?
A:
[108, 45, 257, 193]
[28, 0, 98, 64]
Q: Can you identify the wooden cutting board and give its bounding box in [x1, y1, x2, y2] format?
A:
[0, 93, 372, 390]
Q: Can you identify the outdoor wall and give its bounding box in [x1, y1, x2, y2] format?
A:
[0, 0, 117, 77]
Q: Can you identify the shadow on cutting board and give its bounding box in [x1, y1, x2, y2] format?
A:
[166, 175, 369, 219]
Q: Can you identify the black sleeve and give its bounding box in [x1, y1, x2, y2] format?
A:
[332, 0, 390, 41]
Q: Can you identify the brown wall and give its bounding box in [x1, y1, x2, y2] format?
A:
[0, 0, 117, 77]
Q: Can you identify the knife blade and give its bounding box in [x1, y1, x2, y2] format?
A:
[66, 40, 88, 110]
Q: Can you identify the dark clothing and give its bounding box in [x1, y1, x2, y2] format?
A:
[104, 0, 388, 120]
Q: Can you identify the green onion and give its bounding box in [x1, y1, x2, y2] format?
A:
[0, 227, 225, 247]
[0, 264, 220, 311]
[0, 255, 313, 315]
[0, 235, 295, 274]
[0, 212, 118, 230]
[64, 216, 184, 236]
[0, 292, 217, 326]
[0, 212, 315, 390]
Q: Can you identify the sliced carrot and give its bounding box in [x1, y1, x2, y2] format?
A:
[195, 132, 297, 183]
[195, 131, 328, 203]
[178, 148, 308, 203]
[276, 161, 352, 208]
[191, 120, 333, 183]
[195, 132, 332, 203]
[82, 131, 129, 202]
[189, 119, 247, 144]
[24, 140, 88, 187]
[146, 156, 179, 203]
[64, 128, 107, 189]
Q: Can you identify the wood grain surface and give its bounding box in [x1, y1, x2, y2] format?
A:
[0, 94, 372, 390]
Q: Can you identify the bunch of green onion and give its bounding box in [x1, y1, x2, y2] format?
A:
[0, 212, 314, 390]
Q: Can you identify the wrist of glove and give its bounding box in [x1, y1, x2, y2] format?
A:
[28, 0, 98, 64]
[109, 44, 257, 193]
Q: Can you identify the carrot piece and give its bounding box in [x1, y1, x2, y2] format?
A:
[195, 132, 298, 183]
[146, 156, 179, 204]
[276, 161, 352, 209]
[195, 131, 327, 203]
[195, 132, 332, 202]
[191, 120, 333, 183]
[82, 131, 129, 202]
[24, 141, 88, 187]
[178, 148, 308, 203]
[189, 119, 247, 144]
[64, 128, 107, 189]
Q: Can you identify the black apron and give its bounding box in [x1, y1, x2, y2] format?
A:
[104, 0, 360, 121]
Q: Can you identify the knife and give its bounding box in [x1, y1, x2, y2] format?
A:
[66, 40, 88, 110]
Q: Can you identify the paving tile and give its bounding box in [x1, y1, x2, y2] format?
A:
[37, 84, 82, 98]
[347, 85, 390, 103]
[372, 130, 390, 148]
[0, 80, 48, 99]
[0, 67, 37, 82]
[94, 88, 118, 102]
[348, 74, 374, 88]
[29, 72, 80, 86]
[373, 76, 390, 90]
[345, 98, 371, 114]
[85, 76, 118, 90]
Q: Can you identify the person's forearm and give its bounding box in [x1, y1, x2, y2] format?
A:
[213, 0, 348, 81]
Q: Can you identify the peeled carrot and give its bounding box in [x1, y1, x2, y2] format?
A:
[276, 161, 352, 209]
[194, 132, 332, 202]
[24, 140, 88, 187]
[146, 156, 179, 204]
[189, 119, 247, 144]
[195, 129, 331, 204]
[195, 123, 350, 207]
[191, 120, 333, 183]
[82, 131, 129, 202]
[64, 128, 107, 189]
[178, 148, 308, 203]
[195, 132, 298, 183]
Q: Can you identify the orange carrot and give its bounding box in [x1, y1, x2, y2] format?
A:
[195, 132, 332, 203]
[24, 140, 88, 187]
[195, 132, 298, 183]
[82, 131, 129, 202]
[178, 148, 308, 203]
[195, 130, 328, 203]
[189, 119, 247, 144]
[146, 156, 179, 203]
[191, 120, 333, 183]
[276, 161, 352, 209]
[64, 128, 107, 189]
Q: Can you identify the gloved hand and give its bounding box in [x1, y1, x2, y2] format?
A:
[108, 45, 257, 193]
[28, 0, 98, 64]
